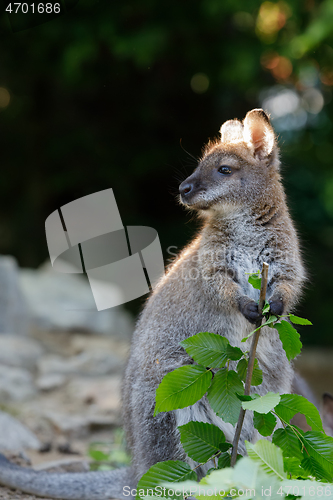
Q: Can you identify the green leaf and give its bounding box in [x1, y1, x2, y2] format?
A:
[262, 301, 270, 315]
[136, 461, 197, 500]
[274, 394, 324, 432]
[236, 358, 263, 386]
[274, 320, 302, 361]
[232, 456, 260, 490]
[248, 273, 261, 289]
[217, 452, 231, 469]
[246, 440, 286, 479]
[236, 394, 253, 401]
[219, 442, 232, 452]
[241, 316, 277, 342]
[207, 368, 244, 425]
[301, 455, 333, 482]
[195, 468, 234, 498]
[178, 421, 226, 462]
[242, 392, 280, 414]
[301, 431, 333, 477]
[154, 365, 212, 416]
[88, 449, 110, 461]
[289, 315, 312, 326]
[253, 411, 277, 436]
[272, 427, 303, 461]
[180, 332, 243, 369]
[160, 480, 200, 500]
[283, 457, 308, 478]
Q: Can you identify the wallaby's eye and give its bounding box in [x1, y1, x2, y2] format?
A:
[218, 165, 232, 175]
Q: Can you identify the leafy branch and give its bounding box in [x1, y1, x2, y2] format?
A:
[231, 261, 269, 466]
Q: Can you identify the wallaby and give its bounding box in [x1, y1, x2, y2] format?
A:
[0, 109, 307, 499]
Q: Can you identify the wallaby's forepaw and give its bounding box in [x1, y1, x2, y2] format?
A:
[269, 298, 284, 316]
[239, 297, 263, 324]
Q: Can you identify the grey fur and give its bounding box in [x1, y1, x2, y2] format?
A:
[0, 109, 306, 499]
[0, 454, 134, 499]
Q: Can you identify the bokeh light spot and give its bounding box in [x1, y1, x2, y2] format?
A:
[302, 88, 324, 114]
[0, 88, 10, 109]
[272, 56, 293, 80]
[256, 1, 291, 40]
[261, 52, 293, 80]
[190, 73, 209, 94]
[321, 68, 333, 86]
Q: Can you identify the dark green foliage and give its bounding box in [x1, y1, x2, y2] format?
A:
[178, 421, 227, 462]
[274, 394, 323, 432]
[180, 332, 243, 369]
[273, 427, 303, 461]
[207, 368, 244, 425]
[136, 460, 197, 500]
[253, 411, 277, 437]
[274, 321, 302, 361]
[154, 364, 212, 416]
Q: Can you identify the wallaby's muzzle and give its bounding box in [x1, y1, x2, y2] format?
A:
[179, 172, 204, 205]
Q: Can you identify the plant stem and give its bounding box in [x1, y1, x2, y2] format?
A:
[230, 262, 269, 467]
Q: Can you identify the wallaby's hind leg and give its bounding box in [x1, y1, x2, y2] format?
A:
[126, 381, 184, 482]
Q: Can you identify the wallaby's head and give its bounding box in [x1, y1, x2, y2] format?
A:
[179, 109, 281, 213]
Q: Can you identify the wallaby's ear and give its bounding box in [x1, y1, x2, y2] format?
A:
[220, 119, 243, 143]
[322, 393, 333, 436]
[243, 109, 275, 159]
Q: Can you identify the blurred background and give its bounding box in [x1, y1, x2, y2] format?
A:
[0, 0, 333, 487]
[1, 0, 333, 345]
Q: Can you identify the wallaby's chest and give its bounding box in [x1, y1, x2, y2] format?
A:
[226, 246, 262, 300]
[217, 231, 269, 300]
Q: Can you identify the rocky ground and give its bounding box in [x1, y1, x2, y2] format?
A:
[0, 326, 132, 500]
[0, 257, 133, 499]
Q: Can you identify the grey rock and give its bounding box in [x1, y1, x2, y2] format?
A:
[0, 256, 31, 335]
[36, 373, 67, 391]
[0, 411, 41, 451]
[43, 411, 89, 438]
[87, 414, 121, 427]
[38, 351, 123, 377]
[0, 365, 36, 401]
[0, 334, 43, 370]
[43, 408, 120, 438]
[19, 262, 134, 337]
[71, 334, 129, 361]
[66, 375, 121, 411]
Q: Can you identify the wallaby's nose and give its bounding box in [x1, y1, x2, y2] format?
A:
[179, 181, 193, 198]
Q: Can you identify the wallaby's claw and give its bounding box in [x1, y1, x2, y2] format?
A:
[269, 298, 284, 316]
